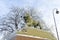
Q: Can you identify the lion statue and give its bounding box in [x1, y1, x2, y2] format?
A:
[23, 13, 43, 29]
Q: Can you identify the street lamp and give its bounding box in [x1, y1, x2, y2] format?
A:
[53, 8, 59, 40]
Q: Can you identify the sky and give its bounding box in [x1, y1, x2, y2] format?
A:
[0, 0, 60, 39]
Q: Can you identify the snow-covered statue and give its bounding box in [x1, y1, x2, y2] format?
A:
[23, 13, 43, 29]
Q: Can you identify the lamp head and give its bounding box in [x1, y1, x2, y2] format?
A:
[56, 10, 59, 14]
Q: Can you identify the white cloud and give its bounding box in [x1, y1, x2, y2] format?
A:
[0, 1, 9, 17]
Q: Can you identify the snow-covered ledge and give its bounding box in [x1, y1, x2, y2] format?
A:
[16, 34, 48, 40]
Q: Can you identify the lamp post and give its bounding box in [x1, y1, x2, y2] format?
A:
[53, 8, 59, 40]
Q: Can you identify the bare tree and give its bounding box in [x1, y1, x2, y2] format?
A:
[0, 7, 49, 32]
[0, 7, 25, 33]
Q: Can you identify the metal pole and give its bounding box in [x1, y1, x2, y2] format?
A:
[53, 8, 59, 40]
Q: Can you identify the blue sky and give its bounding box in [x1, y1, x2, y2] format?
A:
[0, 0, 60, 39]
